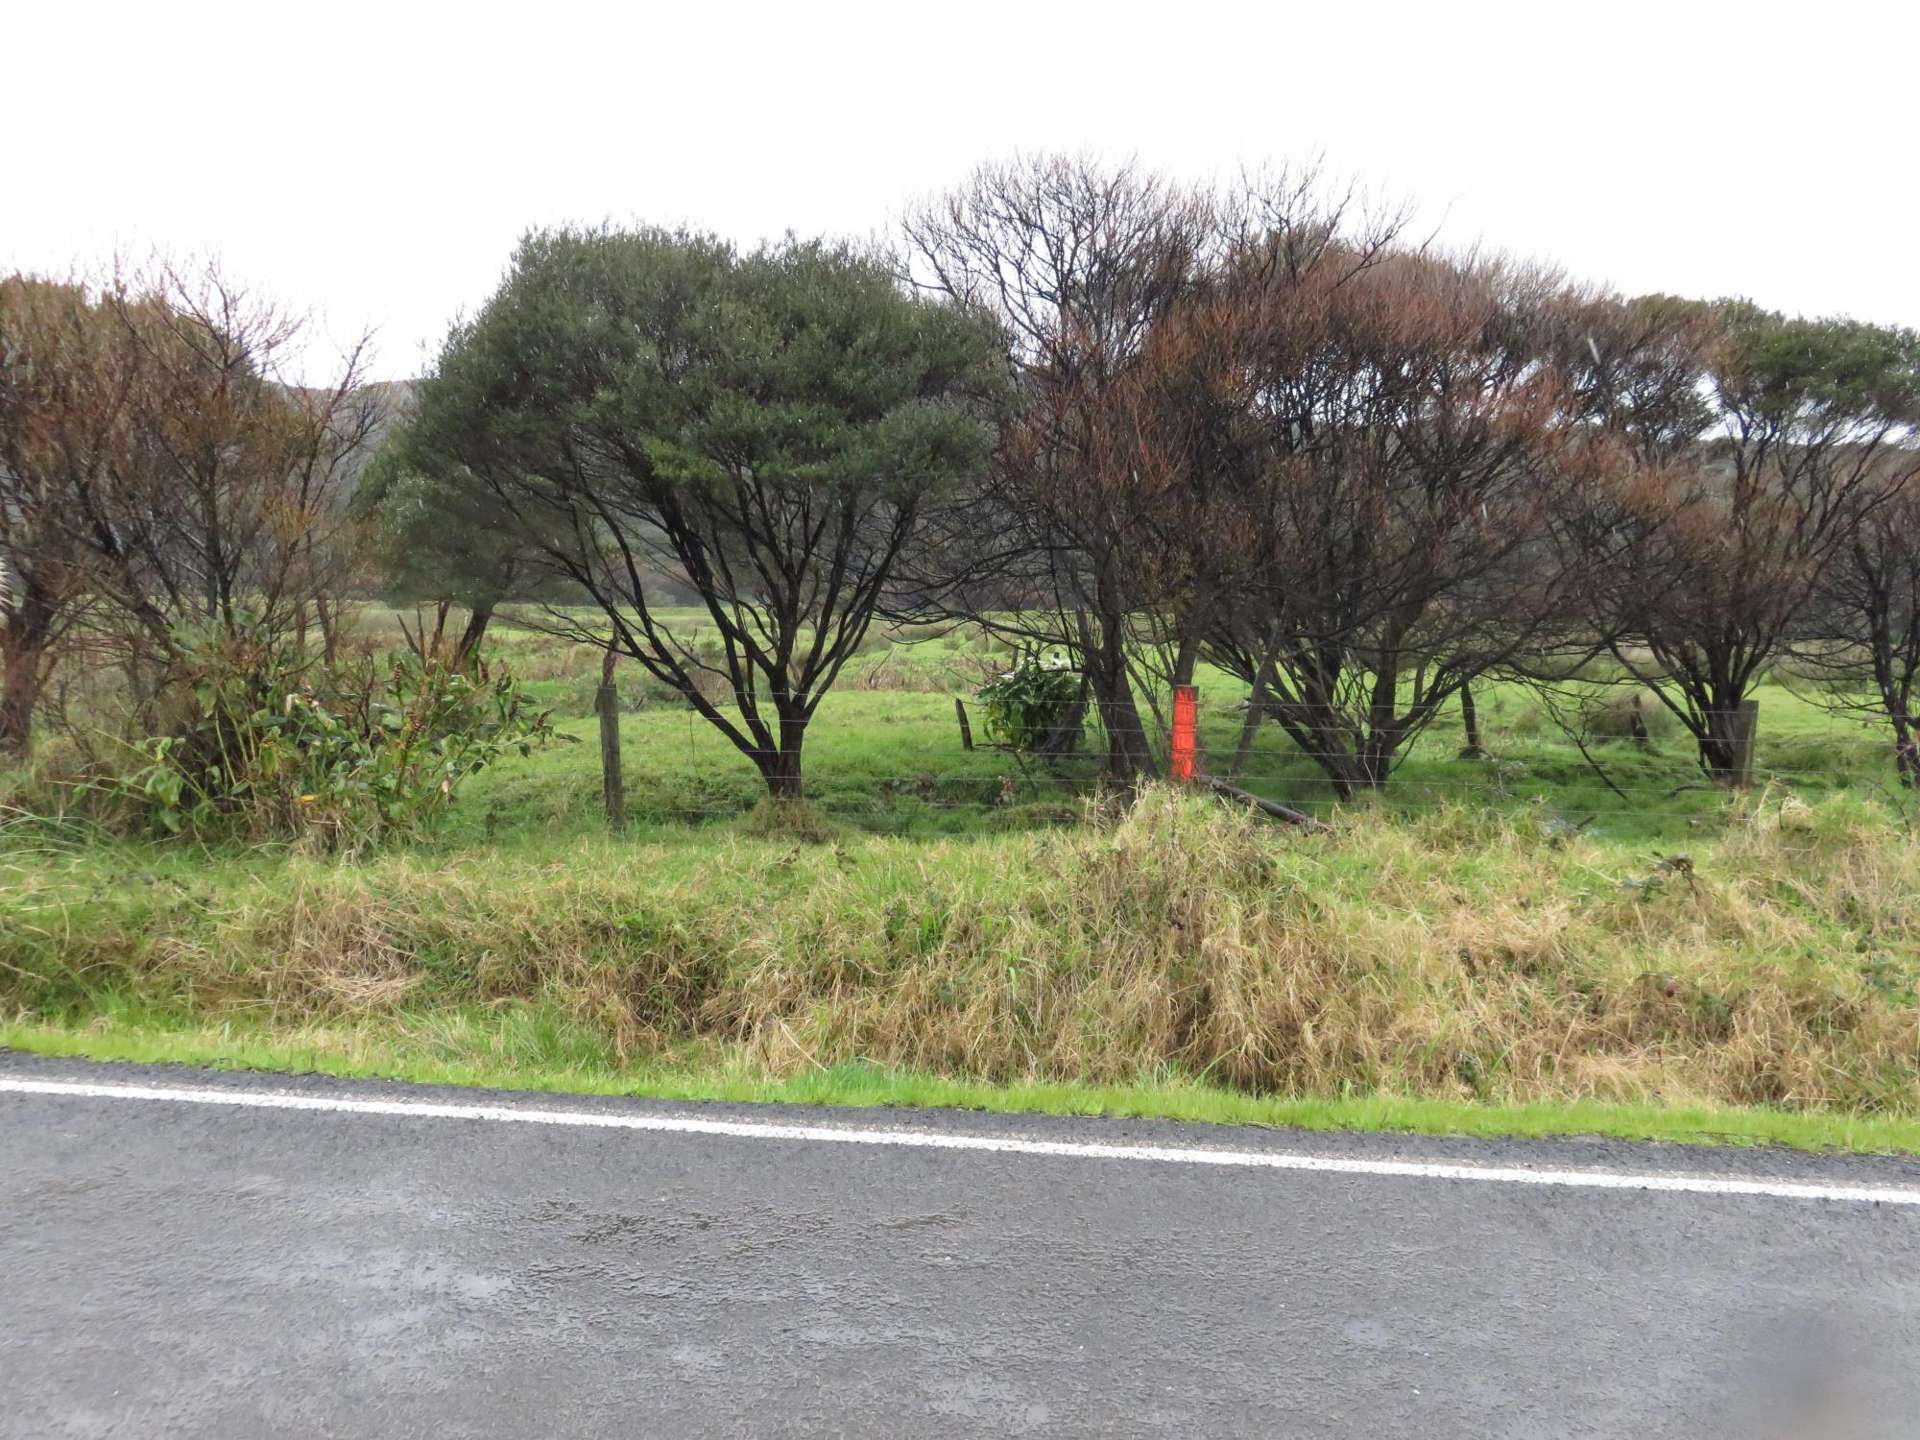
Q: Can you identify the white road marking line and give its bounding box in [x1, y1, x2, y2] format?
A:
[3, 1074, 1916, 1206]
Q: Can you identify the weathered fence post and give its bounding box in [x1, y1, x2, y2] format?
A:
[1730, 699, 1759, 787]
[597, 650, 626, 830]
[954, 695, 974, 751]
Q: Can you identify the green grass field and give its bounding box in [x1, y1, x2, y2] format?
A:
[7, 604, 1920, 1153]
[458, 604, 1900, 847]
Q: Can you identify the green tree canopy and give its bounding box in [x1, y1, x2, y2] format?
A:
[401, 225, 1006, 797]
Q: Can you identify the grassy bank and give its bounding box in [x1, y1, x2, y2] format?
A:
[8, 786, 1920, 1151]
[8, 610, 1920, 1153]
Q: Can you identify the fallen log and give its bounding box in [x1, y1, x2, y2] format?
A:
[1203, 776, 1327, 831]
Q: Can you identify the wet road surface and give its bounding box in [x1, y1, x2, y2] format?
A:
[3, 1051, 1918, 1437]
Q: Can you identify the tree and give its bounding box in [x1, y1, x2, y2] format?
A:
[902, 155, 1219, 782]
[356, 398, 540, 669]
[1569, 304, 1920, 778]
[1797, 464, 1920, 782]
[1199, 249, 1578, 797]
[363, 461, 519, 667]
[0, 276, 132, 754]
[0, 262, 376, 753]
[401, 226, 1004, 799]
[100, 263, 377, 669]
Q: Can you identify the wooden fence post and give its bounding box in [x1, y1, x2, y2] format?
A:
[1730, 698, 1759, 788]
[597, 651, 626, 830]
[954, 696, 974, 751]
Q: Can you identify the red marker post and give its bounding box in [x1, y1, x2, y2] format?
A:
[1170, 685, 1199, 783]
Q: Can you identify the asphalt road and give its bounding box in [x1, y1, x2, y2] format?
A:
[4, 1053, 1920, 1438]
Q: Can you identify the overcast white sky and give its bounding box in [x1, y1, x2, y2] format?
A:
[10, 0, 1915, 381]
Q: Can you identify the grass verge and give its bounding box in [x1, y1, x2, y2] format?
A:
[8, 785, 1920, 1154]
[8, 1012, 1920, 1156]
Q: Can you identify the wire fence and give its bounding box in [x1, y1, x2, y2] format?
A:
[565, 684, 1919, 839]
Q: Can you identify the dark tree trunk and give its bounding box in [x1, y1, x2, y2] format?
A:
[315, 595, 342, 666]
[1316, 735, 1390, 798]
[1893, 712, 1918, 788]
[1458, 681, 1485, 760]
[1078, 573, 1158, 786]
[596, 650, 626, 830]
[1356, 654, 1407, 791]
[0, 586, 58, 757]
[757, 710, 808, 799]
[452, 605, 494, 669]
[1696, 691, 1757, 784]
[1089, 663, 1156, 784]
[1170, 628, 1204, 688]
[1262, 642, 1370, 801]
[1861, 613, 1916, 785]
[1230, 645, 1278, 781]
[763, 750, 804, 799]
[1035, 672, 1090, 757]
[0, 641, 46, 756]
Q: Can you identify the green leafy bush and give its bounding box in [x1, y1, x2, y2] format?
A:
[113, 626, 558, 850]
[977, 653, 1080, 750]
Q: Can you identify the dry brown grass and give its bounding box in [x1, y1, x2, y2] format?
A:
[8, 788, 1920, 1114]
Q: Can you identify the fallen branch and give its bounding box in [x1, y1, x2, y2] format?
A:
[1203, 776, 1327, 831]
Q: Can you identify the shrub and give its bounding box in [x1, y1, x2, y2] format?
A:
[109, 625, 558, 850]
[977, 653, 1080, 750]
